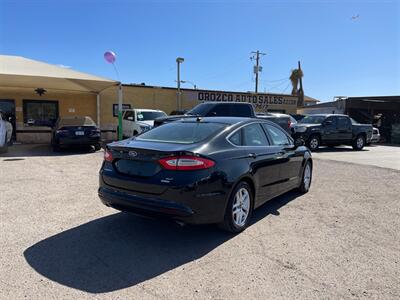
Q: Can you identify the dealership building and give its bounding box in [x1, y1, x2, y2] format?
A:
[0, 55, 317, 143]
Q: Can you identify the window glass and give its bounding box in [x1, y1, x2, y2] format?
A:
[23, 100, 58, 127]
[187, 103, 214, 116]
[230, 105, 252, 117]
[338, 116, 350, 129]
[206, 104, 231, 117]
[58, 116, 95, 127]
[263, 124, 290, 146]
[124, 111, 134, 120]
[229, 129, 242, 146]
[136, 111, 167, 121]
[137, 121, 226, 144]
[298, 115, 326, 124]
[325, 116, 337, 127]
[242, 123, 269, 146]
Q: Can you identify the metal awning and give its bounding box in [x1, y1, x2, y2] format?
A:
[0, 55, 118, 93]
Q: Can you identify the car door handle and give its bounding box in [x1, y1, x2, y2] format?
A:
[248, 153, 257, 158]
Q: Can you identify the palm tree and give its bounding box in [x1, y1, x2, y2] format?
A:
[289, 68, 304, 96]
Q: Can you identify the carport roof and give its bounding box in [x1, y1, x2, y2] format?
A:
[0, 55, 118, 93]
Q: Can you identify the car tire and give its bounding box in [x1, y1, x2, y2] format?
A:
[298, 161, 312, 193]
[307, 135, 320, 151]
[352, 135, 365, 151]
[219, 181, 253, 233]
[94, 144, 101, 151]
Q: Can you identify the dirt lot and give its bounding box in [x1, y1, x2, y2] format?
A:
[1, 145, 399, 299]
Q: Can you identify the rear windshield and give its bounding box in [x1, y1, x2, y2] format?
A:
[137, 111, 166, 121]
[298, 115, 326, 124]
[58, 116, 96, 127]
[136, 121, 227, 144]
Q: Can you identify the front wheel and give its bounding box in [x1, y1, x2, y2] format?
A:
[298, 161, 312, 193]
[352, 135, 365, 151]
[219, 182, 253, 233]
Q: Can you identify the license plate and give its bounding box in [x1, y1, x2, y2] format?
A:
[75, 131, 85, 136]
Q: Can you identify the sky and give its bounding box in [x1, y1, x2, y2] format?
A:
[0, 0, 399, 101]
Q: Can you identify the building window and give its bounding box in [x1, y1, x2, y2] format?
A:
[23, 100, 59, 127]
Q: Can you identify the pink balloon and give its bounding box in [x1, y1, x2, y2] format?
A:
[104, 51, 116, 64]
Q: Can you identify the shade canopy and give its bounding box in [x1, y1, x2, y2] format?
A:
[0, 55, 118, 93]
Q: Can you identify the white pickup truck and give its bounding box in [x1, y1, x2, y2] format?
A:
[0, 111, 13, 153]
[121, 109, 167, 138]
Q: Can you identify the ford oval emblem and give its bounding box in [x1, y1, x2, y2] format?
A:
[128, 151, 138, 158]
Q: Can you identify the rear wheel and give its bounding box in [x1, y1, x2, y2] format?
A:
[220, 182, 253, 233]
[94, 143, 101, 151]
[307, 135, 320, 151]
[298, 161, 312, 193]
[352, 135, 365, 151]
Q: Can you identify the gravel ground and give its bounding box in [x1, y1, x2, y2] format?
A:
[0, 145, 399, 299]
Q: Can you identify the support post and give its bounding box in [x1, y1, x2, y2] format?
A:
[118, 84, 123, 140]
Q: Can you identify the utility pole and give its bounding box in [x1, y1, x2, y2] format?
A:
[251, 50, 266, 93]
[176, 57, 184, 110]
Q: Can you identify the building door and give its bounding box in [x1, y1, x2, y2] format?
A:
[0, 99, 16, 140]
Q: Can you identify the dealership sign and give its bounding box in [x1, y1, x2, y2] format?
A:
[183, 90, 297, 110]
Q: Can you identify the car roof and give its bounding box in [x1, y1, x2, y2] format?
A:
[176, 116, 279, 127]
[305, 114, 348, 117]
[124, 108, 163, 112]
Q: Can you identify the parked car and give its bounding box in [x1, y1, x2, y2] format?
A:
[290, 114, 306, 121]
[292, 114, 373, 151]
[256, 112, 297, 134]
[51, 116, 101, 151]
[121, 109, 167, 137]
[370, 127, 381, 143]
[153, 102, 256, 127]
[0, 111, 13, 153]
[98, 117, 312, 233]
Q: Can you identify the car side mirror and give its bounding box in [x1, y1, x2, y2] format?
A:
[294, 139, 305, 147]
[127, 116, 134, 121]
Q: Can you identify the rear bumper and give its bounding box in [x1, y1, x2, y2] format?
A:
[98, 171, 230, 224]
[99, 186, 194, 218]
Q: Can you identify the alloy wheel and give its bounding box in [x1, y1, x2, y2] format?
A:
[303, 163, 311, 190]
[232, 187, 250, 227]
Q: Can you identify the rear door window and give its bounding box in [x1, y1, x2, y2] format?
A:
[242, 123, 269, 146]
[338, 116, 351, 129]
[262, 124, 290, 146]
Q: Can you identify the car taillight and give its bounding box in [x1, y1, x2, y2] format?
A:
[104, 149, 113, 162]
[287, 119, 291, 128]
[158, 155, 215, 170]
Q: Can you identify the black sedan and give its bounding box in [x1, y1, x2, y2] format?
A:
[99, 117, 312, 233]
[51, 116, 101, 151]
